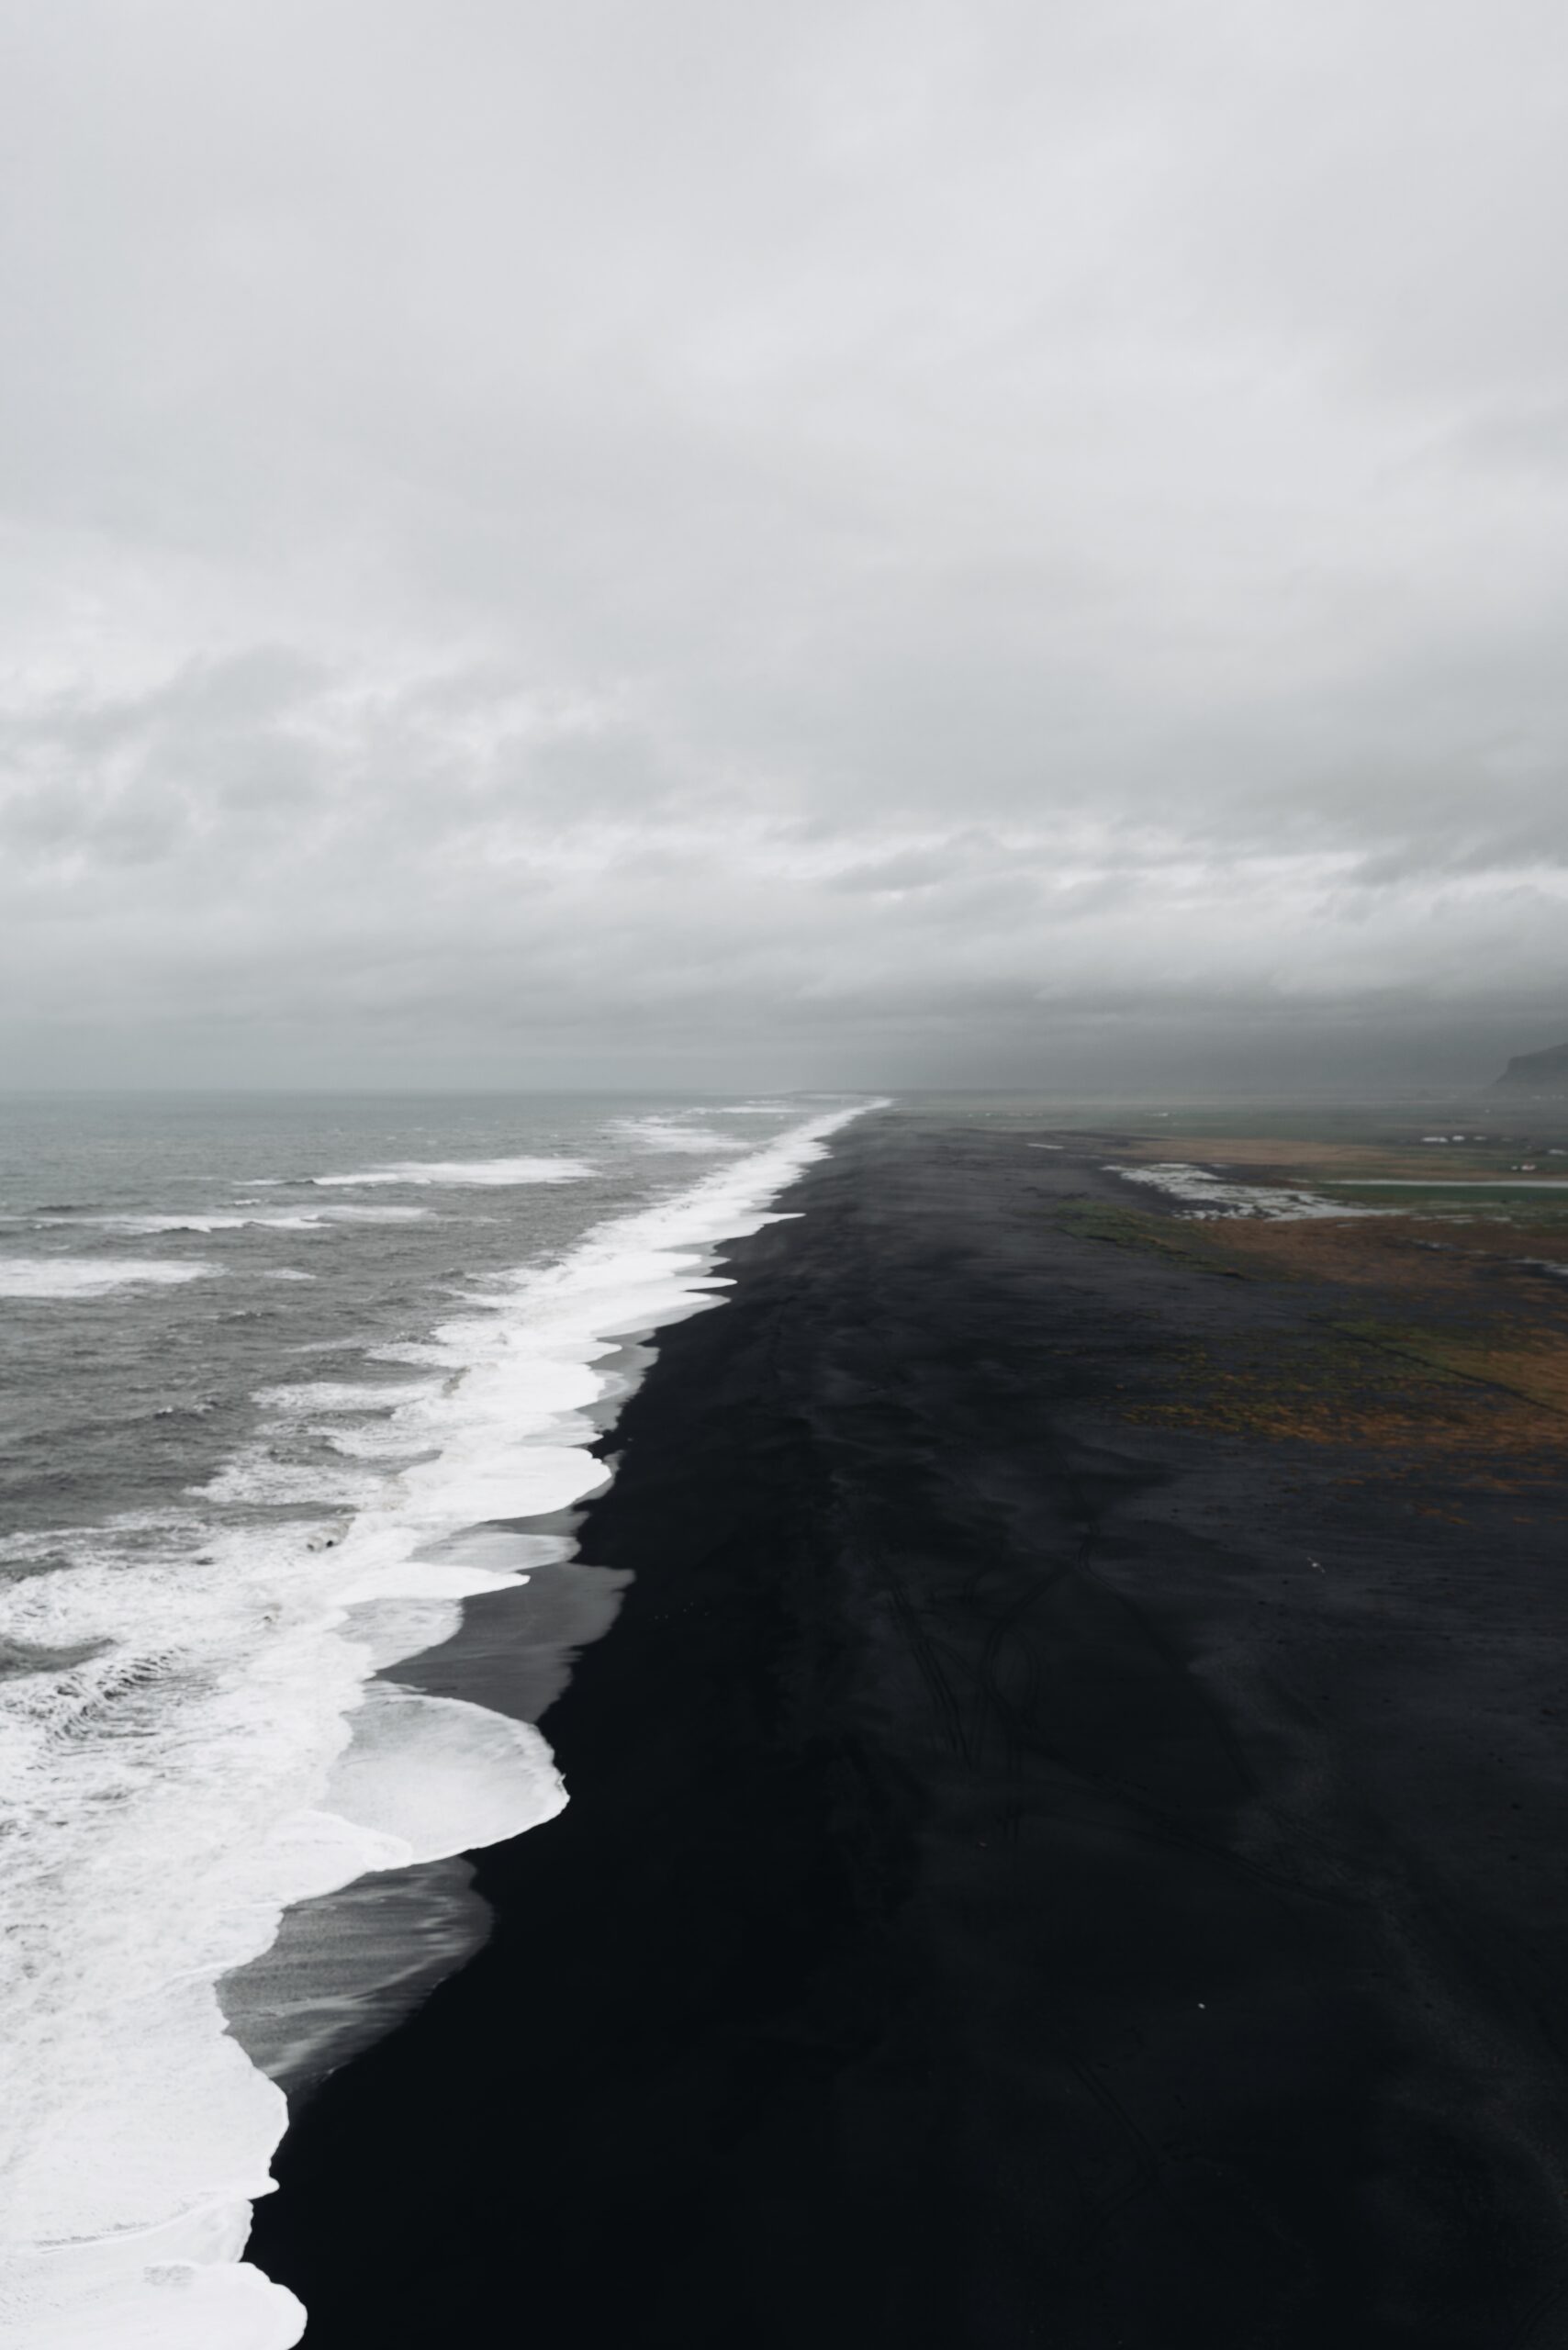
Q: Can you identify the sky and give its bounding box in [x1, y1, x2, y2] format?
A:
[2, 0, 1567, 1093]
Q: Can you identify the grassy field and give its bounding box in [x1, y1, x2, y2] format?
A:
[1012, 1100, 1568, 1499]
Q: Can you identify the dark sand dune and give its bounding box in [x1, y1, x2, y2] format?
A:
[252, 1113, 1568, 2346]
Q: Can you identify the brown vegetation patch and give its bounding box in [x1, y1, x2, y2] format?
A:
[1125, 1324, 1568, 1490]
[1050, 1201, 1253, 1275]
[1058, 1147, 1568, 1493]
[1211, 1214, 1568, 1299]
[1336, 1318, 1568, 1419]
[1120, 1135, 1512, 1177]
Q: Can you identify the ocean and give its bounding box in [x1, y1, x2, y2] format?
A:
[0, 1091, 873, 2347]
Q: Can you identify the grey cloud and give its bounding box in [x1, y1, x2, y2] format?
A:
[3, 0, 1568, 1090]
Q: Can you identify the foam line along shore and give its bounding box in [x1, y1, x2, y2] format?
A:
[0, 1097, 879, 2349]
[255, 1107, 1568, 2348]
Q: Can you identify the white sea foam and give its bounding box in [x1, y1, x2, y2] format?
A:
[613, 1115, 747, 1154]
[50, 1214, 326, 1236]
[0, 1100, 876, 2348]
[1109, 1163, 1385, 1221]
[0, 1259, 221, 1300]
[252, 1381, 443, 1416]
[32, 1207, 428, 1237]
[194, 1454, 386, 1508]
[314, 1205, 431, 1223]
[310, 1158, 593, 1188]
[319, 1424, 440, 1463]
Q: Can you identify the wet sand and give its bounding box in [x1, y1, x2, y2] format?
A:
[250, 1112, 1568, 2346]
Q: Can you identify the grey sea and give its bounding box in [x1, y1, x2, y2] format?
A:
[0, 1089, 870, 2348]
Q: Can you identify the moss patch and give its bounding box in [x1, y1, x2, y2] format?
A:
[1052, 1201, 1251, 1277]
[1124, 1323, 1565, 1489]
[1333, 1317, 1568, 1421]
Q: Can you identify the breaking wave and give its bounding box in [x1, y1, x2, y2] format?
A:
[308, 1158, 595, 1189]
[0, 1103, 874, 2348]
[0, 1259, 222, 1300]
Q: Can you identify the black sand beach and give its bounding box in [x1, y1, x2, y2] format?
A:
[251, 1111, 1568, 2346]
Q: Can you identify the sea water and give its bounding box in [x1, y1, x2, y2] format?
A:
[0, 1091, 874, 2346]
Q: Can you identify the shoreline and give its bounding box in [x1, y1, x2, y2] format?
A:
[1, 1103, 863, 2350]
[251, 1112, 1568, 2346]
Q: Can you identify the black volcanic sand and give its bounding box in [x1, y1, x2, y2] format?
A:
[251, 1113, 1568, 2347]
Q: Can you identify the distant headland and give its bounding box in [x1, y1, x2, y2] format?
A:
[1493, 1040, 1568, 1091]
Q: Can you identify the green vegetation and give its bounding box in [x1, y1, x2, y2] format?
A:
[1333, 1317, 1568, 1420]
[1051, 1200, 1251, 1276]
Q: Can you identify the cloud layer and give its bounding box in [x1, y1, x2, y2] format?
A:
[4, 0, 1567, 1088]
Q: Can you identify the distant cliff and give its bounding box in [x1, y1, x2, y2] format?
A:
[1493, 1041, 1568, 1091]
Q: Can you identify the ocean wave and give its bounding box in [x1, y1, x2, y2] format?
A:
[309, 1158, 595, 1188]
[53, 1213, 330, 1235]
[27, 1205, 431, 1237]
[252, 1381, 443, 1416]
[312, 1204, 431, 1222]
[192, 1453, 387, 1508]
[0, 1258, 222, 1300]
[613, 1116, 747, 1155]
[0, 1102, 874, 2348]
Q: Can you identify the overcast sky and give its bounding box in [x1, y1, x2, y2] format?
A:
[3, 0, 1566, 1091]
